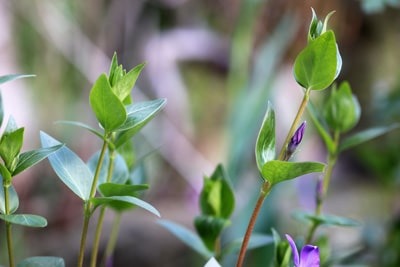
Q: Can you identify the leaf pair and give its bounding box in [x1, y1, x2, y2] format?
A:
[255, 103, 325, 185]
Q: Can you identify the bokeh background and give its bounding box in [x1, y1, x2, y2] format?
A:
[0, 0, 400, 266]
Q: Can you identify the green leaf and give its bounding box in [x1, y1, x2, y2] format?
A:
[115, 98, 167, 148]
[98, 183, 149, 197]
[108, 52, 119, 86]
[339, 123, 400, 152]
[194, 215, 229, 251]
[294, 31, 338, 90]
[112, 63, 145, 101]
[87, 151, 129, 185]
[0, 119, 24, 171]
[199, 164, 235, 219]
[0, 214, 47, 227]
[89, 74, 127, 132]
[261, 160, 325, 185]
[157, 220, 213, 259]
[0, 74, 35, 85]
[204, 257, 221, 267]
[292, 210, 360, 227]
[272, 229, 291, 267]
[13, 145, 64, 176]
[0, 176, 19, 214]
[91, 195, 160, 216]
[222, 233, 274, 256]
[40, 132, 93, 201]
[55, 121, 104, 140]
[255, 102, 276, 172]
[17, 256, 65, 267]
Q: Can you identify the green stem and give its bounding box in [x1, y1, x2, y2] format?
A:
[306, 130, 340, 243]
[77, 139, 108, 267]
[3, 183, 15, 267]
[277, 88, 311, 160]
[235, 182, 272, 267]
[100, 212, 122, 267]
[90, 146, 116, 267]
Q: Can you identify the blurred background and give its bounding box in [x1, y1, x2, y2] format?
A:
[0, 0, 400, 266]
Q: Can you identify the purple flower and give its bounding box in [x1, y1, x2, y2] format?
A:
[285, 234, 320, 267]
[285, 121, 306, 160]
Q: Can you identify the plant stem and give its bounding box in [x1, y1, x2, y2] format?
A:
[277, 88, 311, 160]
[77, 139, 108, 267]
[90, 146, 116, 267]
[235, 182, 271, 267]
[305, 130, 340, 243]
[100, 212, 122, 267]
[3, 183, 15, 267]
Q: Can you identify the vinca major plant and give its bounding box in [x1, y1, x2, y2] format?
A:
[0, 7, 398, 267]
[160, 8, 400, 267]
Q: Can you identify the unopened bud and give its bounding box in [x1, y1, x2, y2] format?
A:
[285, 121, 306, 160]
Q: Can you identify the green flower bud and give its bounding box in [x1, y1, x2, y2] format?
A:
[323, 81, 361, 132]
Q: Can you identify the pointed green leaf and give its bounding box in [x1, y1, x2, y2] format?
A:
[115, 98, 167, 148]
[17, 256, 65, 267]
[89, 74, 127, 132]
[112, 63, 145, 101]
[98, 183, 149, 197]
[255, 102, 276, 172]
[158, 220, 213, 259]
[261, 160, 325, 185]
[0, 120, 24, 171]
[40, 132, 93, 201]
[221, 233, 274, 256]
[0, 214, 47, 227]
[13, 145, 63, 176]
[0, 176, 19, 214]
[108, 52, 119, 86]
[91, 195, 160, 216]
[0, 74, 35, 85]
[339, 123, 400, 152]
[55, 121, 104, 140]
[87, 151, 129, 185]
[292, 210, 360, 227]
[294, 31, 338, 90]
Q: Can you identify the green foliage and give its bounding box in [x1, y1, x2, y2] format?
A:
[158, 220, 214, 259]
[89, 74, 127, 133]
[255, 102, 276, 172]
[0, 176, 19, 214]
[0, 118, 24, 173]
[221, 233, 274, 256]
[294, 31, 339, 90]
[0, 214, 47, 227]
[87, 151, 129, 185]
[90, 195, 160, 216]
[293, 211, 360, 227]
[324, 82, 361, 133]
[40, 131, 93, 201]
[261, 160, 325, 185]
[272, 229, 291, 267]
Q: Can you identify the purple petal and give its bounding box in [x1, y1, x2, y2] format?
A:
[299, 245, 320, 267]
[285, 234, 300, 266]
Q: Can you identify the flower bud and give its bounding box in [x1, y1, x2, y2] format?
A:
[285, 121, 306, 160]
[323, 81, 360, 133]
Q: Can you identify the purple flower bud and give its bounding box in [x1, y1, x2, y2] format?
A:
[285, 121, 306, 160]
